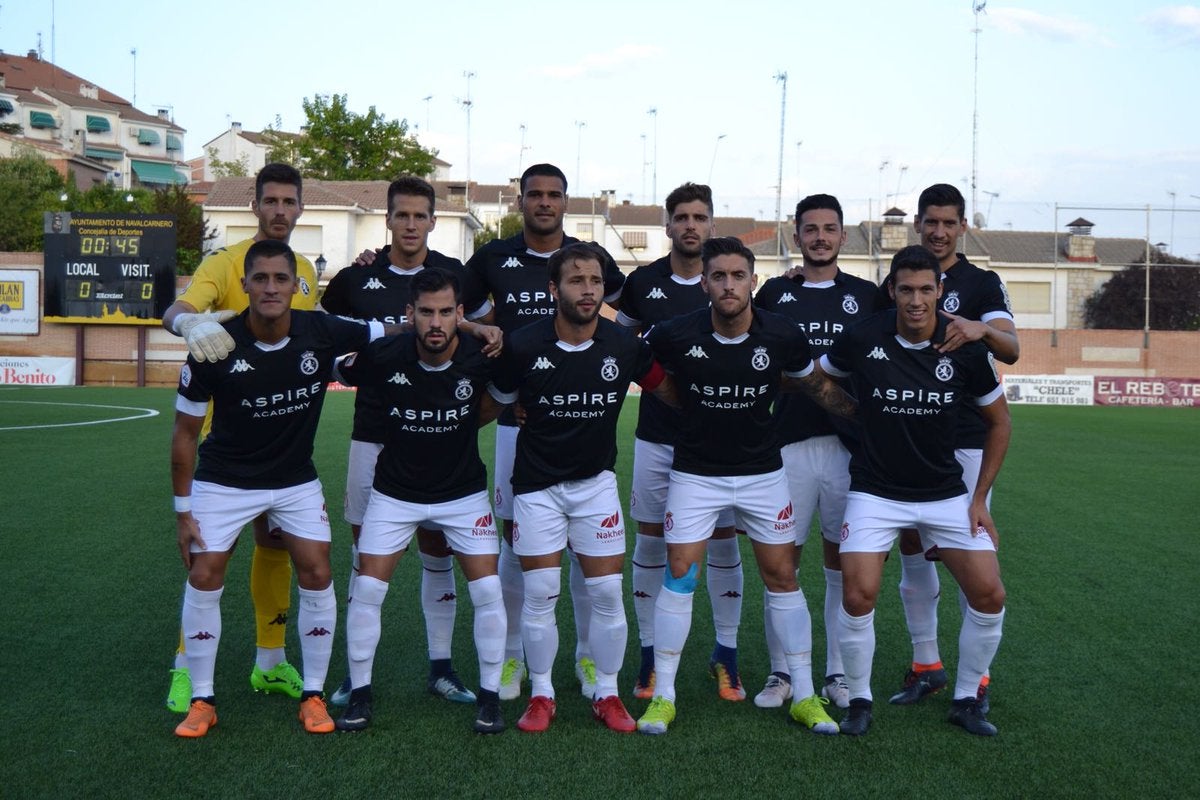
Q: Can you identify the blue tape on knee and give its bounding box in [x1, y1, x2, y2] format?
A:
[663, 562, 699, 594]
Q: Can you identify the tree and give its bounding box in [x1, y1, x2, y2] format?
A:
[205, 146, 250, 178]
[1084, 250, 1200, 331]
[0, 149, 69, 251]
[262, 94, 437, 180]
[150, 185, 217, 275]
[474, 213, 523, 250]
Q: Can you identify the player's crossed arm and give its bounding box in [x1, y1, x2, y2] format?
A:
[782, 362, 856, 419]
[936, 311, 1020, 365]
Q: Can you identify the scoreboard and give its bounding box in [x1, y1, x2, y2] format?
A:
[43, 212, 177, 324]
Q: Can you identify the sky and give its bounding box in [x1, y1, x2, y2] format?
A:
[4, 1, 1199, 257]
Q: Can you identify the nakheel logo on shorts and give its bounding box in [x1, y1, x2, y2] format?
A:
[597, 511, 623, 539]
[840, 521, 850, 542]
[473, 513, 495, 537]
[774, 502, 795, 532]
[663, 511, 674, 532]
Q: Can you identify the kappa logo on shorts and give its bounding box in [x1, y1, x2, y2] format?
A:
[533, 356, 554, 370]
[840, 521, 850, 542]
[455, 377, 474, 400]
[935, 356, 955, 382]
[600, 512, 620, 529]
[362, 277, 386, 290]
[299, 350, 319, 376]
[600, 356, 620, 382]
[501, 257, 524, 269]
[663, 511, 674, 532]
[686, 345, 709, 359]
[867, 346, 889, 361]
[751, 346, 770, 371]
[647, 287, 667, 300]
[230, 359, 254, 373]
[942, 290, 961, 313]
[779, 292, 796, 303]
[842, 294, 860, 314]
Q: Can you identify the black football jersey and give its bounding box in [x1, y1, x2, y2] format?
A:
[337, 332, 498, 504]
[756, 269, 881, 447]
[491, 317, 654, 494]
[179, 310, 373, 490]
[647, 307, 814, 477]
[616, 256, 709, 445]
[319, 249, 466, 443]
[823, 310, 1003, 501]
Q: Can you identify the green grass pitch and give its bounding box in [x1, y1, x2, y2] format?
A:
[1, 385, 1197, 799]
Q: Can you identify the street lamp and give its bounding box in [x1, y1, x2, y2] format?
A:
[708, 134, 726, 184]
[575, 120, 587, 194]
[315, 254, 327, 283]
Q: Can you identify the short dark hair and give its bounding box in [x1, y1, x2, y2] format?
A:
[701, 236, 755, 273]
[888, 245, 941, 282]
[665, 182, 713, 217]
[410, 266, 460, 304]
[244, 238, 297, 275]
[520, 163, 568, 195]
[547, 242, 602, 285]
[255, 163, 303, 204]
[795, 193, 843, 227]
[916, 183, 966, 220]
[387, 176, 436, 216]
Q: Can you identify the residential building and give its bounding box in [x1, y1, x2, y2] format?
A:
[0, 50, 187, 189]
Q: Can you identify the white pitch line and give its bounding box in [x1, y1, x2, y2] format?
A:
[0, 401, 160, 431]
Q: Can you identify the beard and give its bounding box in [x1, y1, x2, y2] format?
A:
[558, 298, 600, 326]
[419, 327, 456, 354]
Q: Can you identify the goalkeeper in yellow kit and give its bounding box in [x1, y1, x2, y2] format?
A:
[161, 163, 319, 711]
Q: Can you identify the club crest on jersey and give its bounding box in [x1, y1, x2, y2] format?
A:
[942, 290, 961, 313]
[751, 346, 770, 371]
[363, 277, 386, 290]
[647, 287, 667, 299]
[842, 294, 860, 314]
[600, 355, 620, 382]
[299, 276, 311, 296]
[935, 357, 955, 382]
[180, 364, 192, 387]
[299, 351, 319, 376]
[455, 377, 474, 400]
[501, 257, 523, 269]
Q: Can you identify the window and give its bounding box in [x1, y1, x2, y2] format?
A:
[137, 128, 161, 145]
[1006, 281, 1051, 313]
[575, 223, 593, 241]
[622, 230, 648, 250]
[29, 111, 57, 129]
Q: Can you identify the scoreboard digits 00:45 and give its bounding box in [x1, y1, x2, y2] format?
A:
[77, 235, 142, 257]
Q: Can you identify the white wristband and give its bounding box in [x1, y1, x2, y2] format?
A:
[174, 495, 192, 513]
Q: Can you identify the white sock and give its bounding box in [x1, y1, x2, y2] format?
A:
[766, 589, 815, 699]
[568, 549, 592, 661]
[181, 583, 223, 698]
[823, 567, 844, 677]
[652, 586, 695, 703]
[420, 552, 457, 661]
[255, 646, 284, 672]
[585, 573, 626, 699]
[521, 567, 560, 699]
[346, 542, 359, 603]
[499, 538, 524, 661]
[959, 586, 991, 684]
[467, 575, 506, 694]
[899, 553, 941, 665]
[706, 536, 743, 649]
[838, 605, 876, 703]
[297, 584, 336, 693]
[956, 605, 1005, 699]
[631, 534, 666, 647]
[346, 575, 388, 690]
[763, 586, 788, 676]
